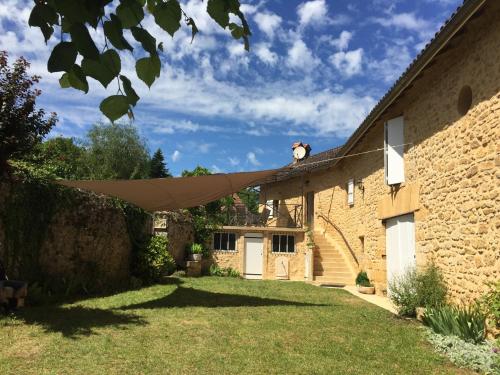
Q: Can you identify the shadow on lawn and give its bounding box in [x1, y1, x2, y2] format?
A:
[119, 284, 328, 310]
[13, 305, 146, 339]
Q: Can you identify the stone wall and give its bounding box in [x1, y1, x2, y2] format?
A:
[154, 211, 194, 265]
[0, 180, 151, 292]
[261, 4, 500, 302]
[209, 229, 307, 281]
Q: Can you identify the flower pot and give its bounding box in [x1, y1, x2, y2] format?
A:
[357, 286, 375, 294]
[189, 253, 202, 261]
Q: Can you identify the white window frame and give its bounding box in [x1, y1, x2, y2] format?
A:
[271, 234, 295, 253]
[384, 116, 405, 185]
[347, 179, 354, 206]
[213, 232, 237, 251]
[266, 200, 274, 217]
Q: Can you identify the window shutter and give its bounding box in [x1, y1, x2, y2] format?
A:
[266, 200, 274, 217]
[385, 116, 405, 185]
[347, 179, 354, 206]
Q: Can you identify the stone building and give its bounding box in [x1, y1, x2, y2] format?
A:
[211, 0, 499, 302]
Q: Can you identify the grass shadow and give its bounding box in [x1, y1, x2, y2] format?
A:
[119, 285, 329, 310]
[11, 305, 146, 339]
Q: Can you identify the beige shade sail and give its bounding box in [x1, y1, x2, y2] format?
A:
[56, 169, 278, 212]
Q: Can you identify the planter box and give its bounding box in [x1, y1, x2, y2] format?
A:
[357, 286, 375, 294]
[189, 254, 202, 261]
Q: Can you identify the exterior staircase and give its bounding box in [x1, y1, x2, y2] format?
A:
[313, 231, 355, 285]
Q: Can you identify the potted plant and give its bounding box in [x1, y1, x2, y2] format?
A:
[356, 271, 375, 294]
[188, 243, 203, 261]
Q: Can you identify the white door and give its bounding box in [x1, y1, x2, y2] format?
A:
[244, 234, 263, 279]
[386, 213, 416, 285]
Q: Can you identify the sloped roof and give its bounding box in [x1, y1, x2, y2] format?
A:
[259, 0, 487, 186]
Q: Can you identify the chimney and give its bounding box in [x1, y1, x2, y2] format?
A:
[292, 142, 311, 163]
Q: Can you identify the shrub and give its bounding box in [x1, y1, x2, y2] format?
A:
[135, 235, 176, 283]
[355, 271, 372, 287]
[423, 304, 486, 344]
[480, 281, 500, 332]
[416, 264, 447, 309]
[388, 268, 419, 316]
[425, 329, 498, 374]
[389, 265, 447, 317]
[209, 264, 240, 278]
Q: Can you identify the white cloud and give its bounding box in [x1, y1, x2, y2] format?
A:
[286, 39, 319, 71]
[172, 150, 181, 162]
[297, 0, 328, 28]
[373, 12, 432, 34]
[228, 157, 240, 166]
[211, 164, 224, 173]
[226, 42, 246, 58]
[246, 152, 261, 166]
[255, 43, 278, 65]
[331, 30, 353, 51]
[367, 45, 412, 83]
[330, 48, 363, 77]
[254, 12, 282, 39]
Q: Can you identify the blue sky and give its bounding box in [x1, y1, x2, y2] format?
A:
[0, 0, 462, 176]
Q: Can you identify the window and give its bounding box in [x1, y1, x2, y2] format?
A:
[266, 200, 279, 218]
[266, 200, 274, 217]
[213, 232, 236, 251]
[347, 179, 354, 206]
[384, 116, 405, 185]
[272, 235, 295, 253]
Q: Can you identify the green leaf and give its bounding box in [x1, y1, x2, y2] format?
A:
[100, 95, 130, 122]
[104, 14, 133, 51]
[29, 3, 58, 42]
[47, 42, 77, 73]
[67, 64, 89, 93]
[54, 0, 92, 23]
[153, 0, 181, 37]
[29, 3, 59, 26]
[120, 75, 140, 106]
[117, 0, 145, 28]
[59, 73, 71, 88]
[158, 42, 163, 52]
[70, 23, 99, 60]
[229, 23, 243, 39]
[82, 49, 121, 88]
[131, 27, 156, 55]
[207, 0, 229, 29]
[136, 55, 160, 88]
[146, 0, 157, 14]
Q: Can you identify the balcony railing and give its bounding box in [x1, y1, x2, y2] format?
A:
[225, 203, 303, 228]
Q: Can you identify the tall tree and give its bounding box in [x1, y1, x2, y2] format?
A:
[84, 122, 150, 180]
[28, 0, 251, 122]
[150, 148, 170, 178]
[0, 51, 57, 174]
[16, 136, 89, 180]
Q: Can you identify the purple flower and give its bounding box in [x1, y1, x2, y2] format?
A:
[493, 347, 499, 354]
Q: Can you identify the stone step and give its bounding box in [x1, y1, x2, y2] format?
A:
[313, 275, 354, 285]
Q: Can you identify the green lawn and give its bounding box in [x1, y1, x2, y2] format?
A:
[0, 277, 471, 374]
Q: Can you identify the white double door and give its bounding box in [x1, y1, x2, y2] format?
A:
[386, 213, 416, 285]
[244, 234, 263, 279]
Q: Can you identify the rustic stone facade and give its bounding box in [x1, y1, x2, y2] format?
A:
[259, 4, 500, 302]
[154, 211, 194, 265]
[208, 229, 308, 281]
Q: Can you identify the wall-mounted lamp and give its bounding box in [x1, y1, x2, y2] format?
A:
[356, 179, 365, 193]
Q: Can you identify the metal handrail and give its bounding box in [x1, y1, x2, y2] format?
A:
[226, 203, 303, 228]
[317, 213, 359, 266]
